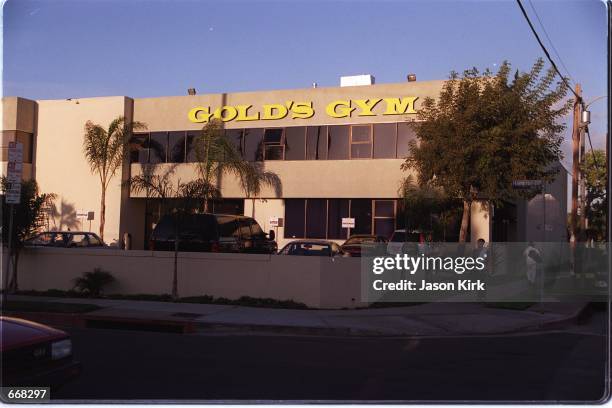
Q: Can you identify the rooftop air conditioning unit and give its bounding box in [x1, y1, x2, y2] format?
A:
[340, 74, 375, 87]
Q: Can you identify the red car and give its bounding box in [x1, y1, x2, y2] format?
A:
[1, 317, 81, 389]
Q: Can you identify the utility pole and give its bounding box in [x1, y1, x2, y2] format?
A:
[579, 117, 587, 233]
[570, 83, 582, 243]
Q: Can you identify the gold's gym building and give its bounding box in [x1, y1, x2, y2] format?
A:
[1, 75, 567, 249]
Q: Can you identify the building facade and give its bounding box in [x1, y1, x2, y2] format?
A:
[1, 79, 567, 249]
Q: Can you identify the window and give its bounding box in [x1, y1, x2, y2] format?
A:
[284, 199, 306, 238]
[149, 132, 168, 163]
[373, 123, 397, 159]
[129, 133, 149, 164]
[397, 122, 417, 158]
[168, 131, 186, 163]
[244, 128, 264, 161]
[306, 126, 327, 160]
[305, 199, 326, 239]
[263, 128, 284, 160]
[185, 131, 199, 162]
[350, 199, 372, 235]
[327, 199, 349, 239]
[284, 127, 306, 160]
[225, 129, 244, 159]
[327, 126, 349, 160]
[217, 216, 241, 238]
[350, 125, 372, 159]
[374, 200, 396, 239]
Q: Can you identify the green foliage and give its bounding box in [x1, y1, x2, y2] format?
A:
[1, 178, 54, 247]
[83, 116, 146, 240]
[581, 149, 607, 240]
[403, 59, 571, 241]
[72, 268, 116, 297]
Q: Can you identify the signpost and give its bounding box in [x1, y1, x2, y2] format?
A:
[342, 217, 355, 239]
[4, 142, 23, 302]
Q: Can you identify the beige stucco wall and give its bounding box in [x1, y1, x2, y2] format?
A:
[34, 96, 131, 245]
[2, 96, 37, 133]
[134, 81, 445, 130]
[15, 247, 367, 309]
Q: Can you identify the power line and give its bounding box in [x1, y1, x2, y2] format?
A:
[515, 0, 581, 101]
[527, 0, 575, 85]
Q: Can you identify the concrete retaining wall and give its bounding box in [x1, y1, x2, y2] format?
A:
[11, 248, 366, 309]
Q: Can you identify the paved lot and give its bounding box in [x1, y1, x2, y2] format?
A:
[53, 319, 607, 402]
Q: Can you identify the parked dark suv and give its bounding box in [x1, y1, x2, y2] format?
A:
[150, 213, 277, 254]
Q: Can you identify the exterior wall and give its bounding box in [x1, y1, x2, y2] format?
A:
[34, 97, 131, 245]
[1, 97, 37, 181]
[133, 81, 446, 131]
[15, 247, 366, 309]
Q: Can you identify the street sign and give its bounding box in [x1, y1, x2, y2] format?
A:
[342, 217, 355, 228]
[269, 216, 283, 227]
[512, 180, 543, 190]
[87, 211, 95, 221]
[7, 142, 23, 163]
[6, 161, 22, 183]
[5, 182, 21, 204]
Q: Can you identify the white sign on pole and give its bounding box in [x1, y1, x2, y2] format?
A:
[5, 183, 21, 204]
[342, 217, 355, 228]
[6, 162, 23, 183]
[7, 142, 23, 163]
[269, 216, 279, 227]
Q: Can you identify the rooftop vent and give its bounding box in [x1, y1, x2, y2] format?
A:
[187, 88, 197, 95]
[407, 74, 417, 82]
[340, 74, 375, 87]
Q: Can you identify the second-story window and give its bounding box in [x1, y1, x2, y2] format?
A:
[263, 128, 284, 160]
[350, 125, 372, 159]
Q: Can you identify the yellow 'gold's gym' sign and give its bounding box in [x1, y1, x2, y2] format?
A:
[188, 97, 418, 123]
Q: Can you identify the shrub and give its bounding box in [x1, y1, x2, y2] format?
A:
[72, 268, 116, 297]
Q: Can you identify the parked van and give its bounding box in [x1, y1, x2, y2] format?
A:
[150, 214, 277, 254]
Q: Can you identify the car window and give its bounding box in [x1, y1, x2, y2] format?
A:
[390, 232, 405, 242]
[88, 234, 103, 246]
[70, 234, 89, 247]
[53, 234, 69, 247]
[247, 219, 265, 237]
[238, 219, 251, 239]
[31, 233, 53, 245]
[217, 216, 240, 238]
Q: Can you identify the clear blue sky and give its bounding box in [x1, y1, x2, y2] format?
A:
[2, 0, 609, 166]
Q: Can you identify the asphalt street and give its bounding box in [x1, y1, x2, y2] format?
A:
[52, 313, 608, 402]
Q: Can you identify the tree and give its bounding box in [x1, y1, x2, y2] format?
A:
[128, 170, 212, 299]
[1, 178, 55, 294]
[581, 149, 607, 240]
[83, 116, 146, 241]
[403, 59, 571, 242]
[192, 120, 280, 212]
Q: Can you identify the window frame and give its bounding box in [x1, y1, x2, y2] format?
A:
[349, 124, 373, 159]
[263, 127, 285, 161]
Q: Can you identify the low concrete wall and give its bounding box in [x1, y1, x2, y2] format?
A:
[12, 248, 366, 309]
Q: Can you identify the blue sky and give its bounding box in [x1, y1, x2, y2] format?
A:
[2, 0, 609, 166]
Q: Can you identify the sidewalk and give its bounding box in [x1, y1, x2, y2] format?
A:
[5, 295, 589, 337]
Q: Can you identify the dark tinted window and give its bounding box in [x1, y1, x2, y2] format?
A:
[351, 125, 371, 142]
[306, 126, 327, 160]
[284, 127, 306, 160]
[129, 133, 149, 164]
[284, 199, 305, 238]
[375, 200, 395, 217]
[186, 131, 199, 162]
[350, 199, 372, 235]
[168, 131, 186, 163]
[244, 128, 264, 161]
[216, 216, 241, 238]
[149, 132, 168, 163]
[397, 123, 417, 158]
[327, 199, 349, 239]
[327, 126, 349, 160]
[374, 219, 395, 239]
[263, 128, 283, 144]
[225, 129, 244, 158]
[306, 199, 326, 239]
[153, 215, 217, 240]
[247, 218, 265, 236]
[373, 123, 397, 159]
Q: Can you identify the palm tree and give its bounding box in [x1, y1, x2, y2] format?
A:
[192, 120, 280, 212]
[83, 116, 146, 241]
